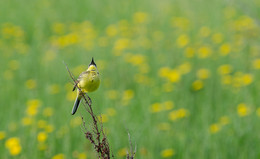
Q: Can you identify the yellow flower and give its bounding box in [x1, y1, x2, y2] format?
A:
[256, 107, 260, 117]
[197, 69, 210, 80]
[157, 123, 171, 131]
[176, 34, 189, 48]
[122, 89, 134, 101]
[98, 114, 109, 123]
[178, 62, 191, 75]
[37, 132, 47, 142]
[106, 90, 119, 100]
[45, 124, 54, 133]
[43, 107, 54, 117]
[161, 148, 175, 158]
[209, 124, 220, 134]
[126, 54, 146, 66]
[48, 84, 60, 94]
[198, 46, 212, 58]
[199, 26, 211, 37]
[117, 148, 127, 157]
[150, 103, 163, 113]
[106, 108, 117, 116]
[163, 101, 174, 110]
[219, 43, 231, 56]
[9, 60, 20, 70]
[192, 80, 203, 91]
[221, 75, 232, 85]
[5, 137, 22, 156]
[237, 103, 250, 117]
[0, 131, 6, 140]
[169, 108, 189, 121]
[70, 116, 82, 127]
[66, 91, 77, 101]
[106, 24, 117, 37]
[219, 116, 230, 125]
[3, 70, 13, 80]
[52, 153, 65, 159]
[168, 69, 181, 83]
[211, 33, 223, 44]
[25, 79, 37, 89]
[253, 59, 260, 69]
[158, 67, 171, 78]
[38, 143, 47, 151]
[218, 64, 232, 75]
[26, 99, 42, 116]
[78, 152, 87, 159]
[114, 38, 130, 51]
[52, 23, 65, 34]
[21, 117, 33, 126]
[133, 12, 148, 24]
[38, 120, 47, 129]
[185, 47, 195, 58]
[242, 74, 253, 85]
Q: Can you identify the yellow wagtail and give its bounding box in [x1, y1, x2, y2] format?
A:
[71, 57, 100, 115]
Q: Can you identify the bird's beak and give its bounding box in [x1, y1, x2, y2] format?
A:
[90, 57, 96, 66]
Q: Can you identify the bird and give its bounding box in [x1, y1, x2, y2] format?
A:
[71, 57, 100, 115]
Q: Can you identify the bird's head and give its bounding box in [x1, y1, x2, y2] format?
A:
[87, 57, 98, 71]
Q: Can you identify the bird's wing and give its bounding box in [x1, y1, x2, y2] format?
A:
[72, 71, 90, 91]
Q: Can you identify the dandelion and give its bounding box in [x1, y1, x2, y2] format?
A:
[3, 70, 13, 80]
[158, 67, 171, 78]
[192, 80, 203, 91]
[161, 148, 175, 158]
[176, 34, 189, 48]
[38, 120, 47, 129]
[178, 62, 191, 74]
[37, 132, 47, 142]
[168, 69, 181, 83]
[185, 47, 195, 58]
[157, 123, 171, 131]
[48, 84, 60, 94]
[0, 131, 6, 140]
[237, 103, 250, 117]
[163, 101, 174, 110]
[122, 89, 134, 101]
[43, 107, 54, 117]
[106, 24, 118, 37]
[199, 26, 211, 37]
[150, 103, 163, 113]
[78, 152, 87, 159]
[26, 99, 42, 116]
[197, 69, 210, 80]
[242, 74, 253, 85]
[117, 148, 127, 157]
[209, 124, 220, 134]
[106, 108, 117, 116]
[66, 91, 77, 101]
[70, 116, 82, 127]
[52, 153, 65, 159]
[98, 114, 109, 123]
[9, 60, 20, 70]
[211, 33, 223, 44]
[21, 117, 33, 126]
[221, 75, 232, 85]
[106, 90, 119, 100]
[114, 38, 130, 51]
[169, 108, 189, 121]
[5, 137, 22, 156]
[218, 64, 232, 75]
[219, 116, 230, 125]
[198, 46, 212, 58]
[133, 12, 148, 24]
[52, 23, 65, 35]
[219, 43, 231, 56]
[45, 124, 54, 133]
[253, 59, 260, 69]
[256, 107, 260, 117]
[25, 79, 37, 89]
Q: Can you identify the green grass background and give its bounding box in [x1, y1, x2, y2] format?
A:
[1, 0, 260, 158]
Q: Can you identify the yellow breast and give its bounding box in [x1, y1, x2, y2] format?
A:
[78, 71, 100, 93]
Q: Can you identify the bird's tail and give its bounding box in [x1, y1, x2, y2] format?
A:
[71, 95, 82, 115]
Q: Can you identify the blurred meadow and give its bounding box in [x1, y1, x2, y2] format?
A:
[1, 0, 260, 158]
